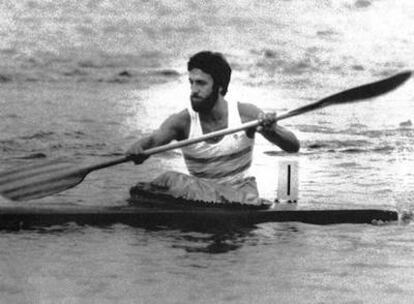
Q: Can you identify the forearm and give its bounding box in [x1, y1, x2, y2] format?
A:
[133, 135, 157, 151]
[260, 125, 300, 153]
[126, 133, 166, 163]
[127, 111, 188, 164]
[133, 128, 177, 151]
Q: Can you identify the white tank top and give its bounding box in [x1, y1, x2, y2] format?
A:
[181, 101, 254, 185]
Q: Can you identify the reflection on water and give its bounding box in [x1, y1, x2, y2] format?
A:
[2, 222, 414, 303]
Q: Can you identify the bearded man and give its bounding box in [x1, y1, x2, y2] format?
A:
[127, 51, 299, 206]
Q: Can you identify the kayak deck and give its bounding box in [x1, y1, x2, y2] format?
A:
[0, 203, 399, 230]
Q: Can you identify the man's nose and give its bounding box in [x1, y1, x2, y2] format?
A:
[191, 84, 199, 94]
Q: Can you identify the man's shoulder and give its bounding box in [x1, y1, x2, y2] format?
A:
[174, 109, 191, 120]
[163, 109, 191, 139]
[164, 109, 190, 127]
[237, 102, 262, 123]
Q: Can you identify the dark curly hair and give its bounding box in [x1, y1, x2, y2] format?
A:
[187, 51, 232, 96]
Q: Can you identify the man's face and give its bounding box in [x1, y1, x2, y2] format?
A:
[189, 68, 220, 113]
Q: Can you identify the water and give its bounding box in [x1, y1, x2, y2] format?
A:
[1, 0, 414, 303]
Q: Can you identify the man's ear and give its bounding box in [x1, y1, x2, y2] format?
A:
[218, 86, 224, 95]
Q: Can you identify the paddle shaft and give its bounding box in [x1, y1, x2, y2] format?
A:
[85, 119, 260, 172]
[86, 113, 292, 171]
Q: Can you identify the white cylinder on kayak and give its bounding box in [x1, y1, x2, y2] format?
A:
[277, 160, 299, 203]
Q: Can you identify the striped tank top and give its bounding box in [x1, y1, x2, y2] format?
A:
[181, 101, 254, 185]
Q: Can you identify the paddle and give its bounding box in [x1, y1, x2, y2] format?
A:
[0, 71, 411, 201]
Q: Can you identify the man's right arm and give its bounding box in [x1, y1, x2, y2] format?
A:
[126, 110, 190, 164]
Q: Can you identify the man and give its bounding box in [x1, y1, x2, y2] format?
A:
[127, 51, 299, 206]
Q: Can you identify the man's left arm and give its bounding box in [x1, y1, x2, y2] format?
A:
[238, 102, 300, 153]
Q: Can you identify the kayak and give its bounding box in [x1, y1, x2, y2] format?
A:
[0, 198, 399, 231]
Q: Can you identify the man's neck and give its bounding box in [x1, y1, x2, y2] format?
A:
[199, 96, 227, 123]
[198, 96, 228, 136]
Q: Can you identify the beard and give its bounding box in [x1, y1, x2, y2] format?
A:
[190, 86, 220, 113]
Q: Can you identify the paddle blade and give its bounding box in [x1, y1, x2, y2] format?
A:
[280, 71, 412, 120]
[0, 160, 89, 201]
